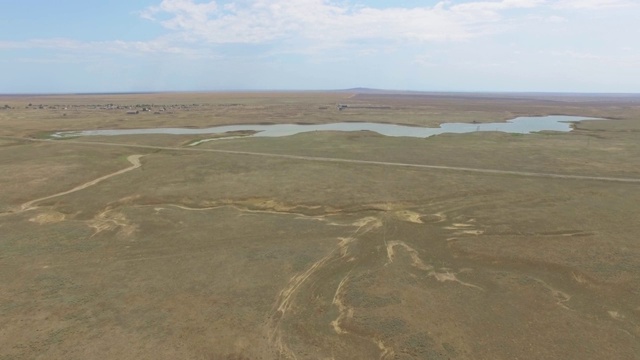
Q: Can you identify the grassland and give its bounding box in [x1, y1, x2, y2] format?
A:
[1, 91, 640, 359]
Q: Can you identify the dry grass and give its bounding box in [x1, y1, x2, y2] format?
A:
[1, 91, 640, 359]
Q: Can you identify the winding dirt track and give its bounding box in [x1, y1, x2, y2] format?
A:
[3, 136, 640, 183]
[19, 154, 144, 211]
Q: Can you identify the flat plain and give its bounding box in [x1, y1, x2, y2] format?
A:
[1, 91, 640, 359]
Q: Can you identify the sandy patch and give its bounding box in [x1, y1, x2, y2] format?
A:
[457, 230, 484, 235]
[330, 274, 354, 335]
[452, 223, 473, 227]
[88, 209, 137, 237]
[352, 216, 383, 233]
[386, 240, 433, 271]
[608, 311, 625, 320]
[29, 211, 66, 224]
[394, 210, 424, 224]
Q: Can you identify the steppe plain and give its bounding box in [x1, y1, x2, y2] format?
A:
[1, 91, 640, 359]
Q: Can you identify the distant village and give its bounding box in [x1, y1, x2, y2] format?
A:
[1, 101, 393, 115]
[1, 102, 247, 115]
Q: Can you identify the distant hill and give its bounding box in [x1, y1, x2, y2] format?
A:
[336, 88, 432, 95]
[334, 88, 640, 102]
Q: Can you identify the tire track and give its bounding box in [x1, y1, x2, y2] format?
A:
[266, 217, 380, 359]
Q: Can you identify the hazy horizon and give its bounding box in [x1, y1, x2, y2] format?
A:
[3, 88, 640, 97]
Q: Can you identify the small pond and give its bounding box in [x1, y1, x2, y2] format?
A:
[51, 115, 603, 140]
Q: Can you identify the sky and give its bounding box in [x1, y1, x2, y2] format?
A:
[1, 0, 639, 93]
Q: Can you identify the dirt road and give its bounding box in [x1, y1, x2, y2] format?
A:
[19, 154, 144, 211]
[3, 136, 640, 184]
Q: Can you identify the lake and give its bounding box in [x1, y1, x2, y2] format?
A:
[51, 115, 603, 140]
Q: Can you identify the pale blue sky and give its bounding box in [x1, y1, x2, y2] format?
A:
[1, 0, 639, 93]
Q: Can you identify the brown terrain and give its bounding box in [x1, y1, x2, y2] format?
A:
[1, 91, 639, 359]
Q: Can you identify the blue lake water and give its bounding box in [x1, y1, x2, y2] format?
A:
[51, 115, 602, 139]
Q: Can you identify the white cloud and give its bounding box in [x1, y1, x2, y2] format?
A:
[413, 54, 437, 67]
[4, 0, 637, 78]
[552, 0, 636, 9]
[546, 15, 567, 22]
[141, 0, 218, 23]
[8, 0, 629, 60]
[551, 50, 605, 60]
[140, 0, 547, 45]
[0, 37, 217, 59]
[550, 49, 640, 67]
[451, 0, 546, 12]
